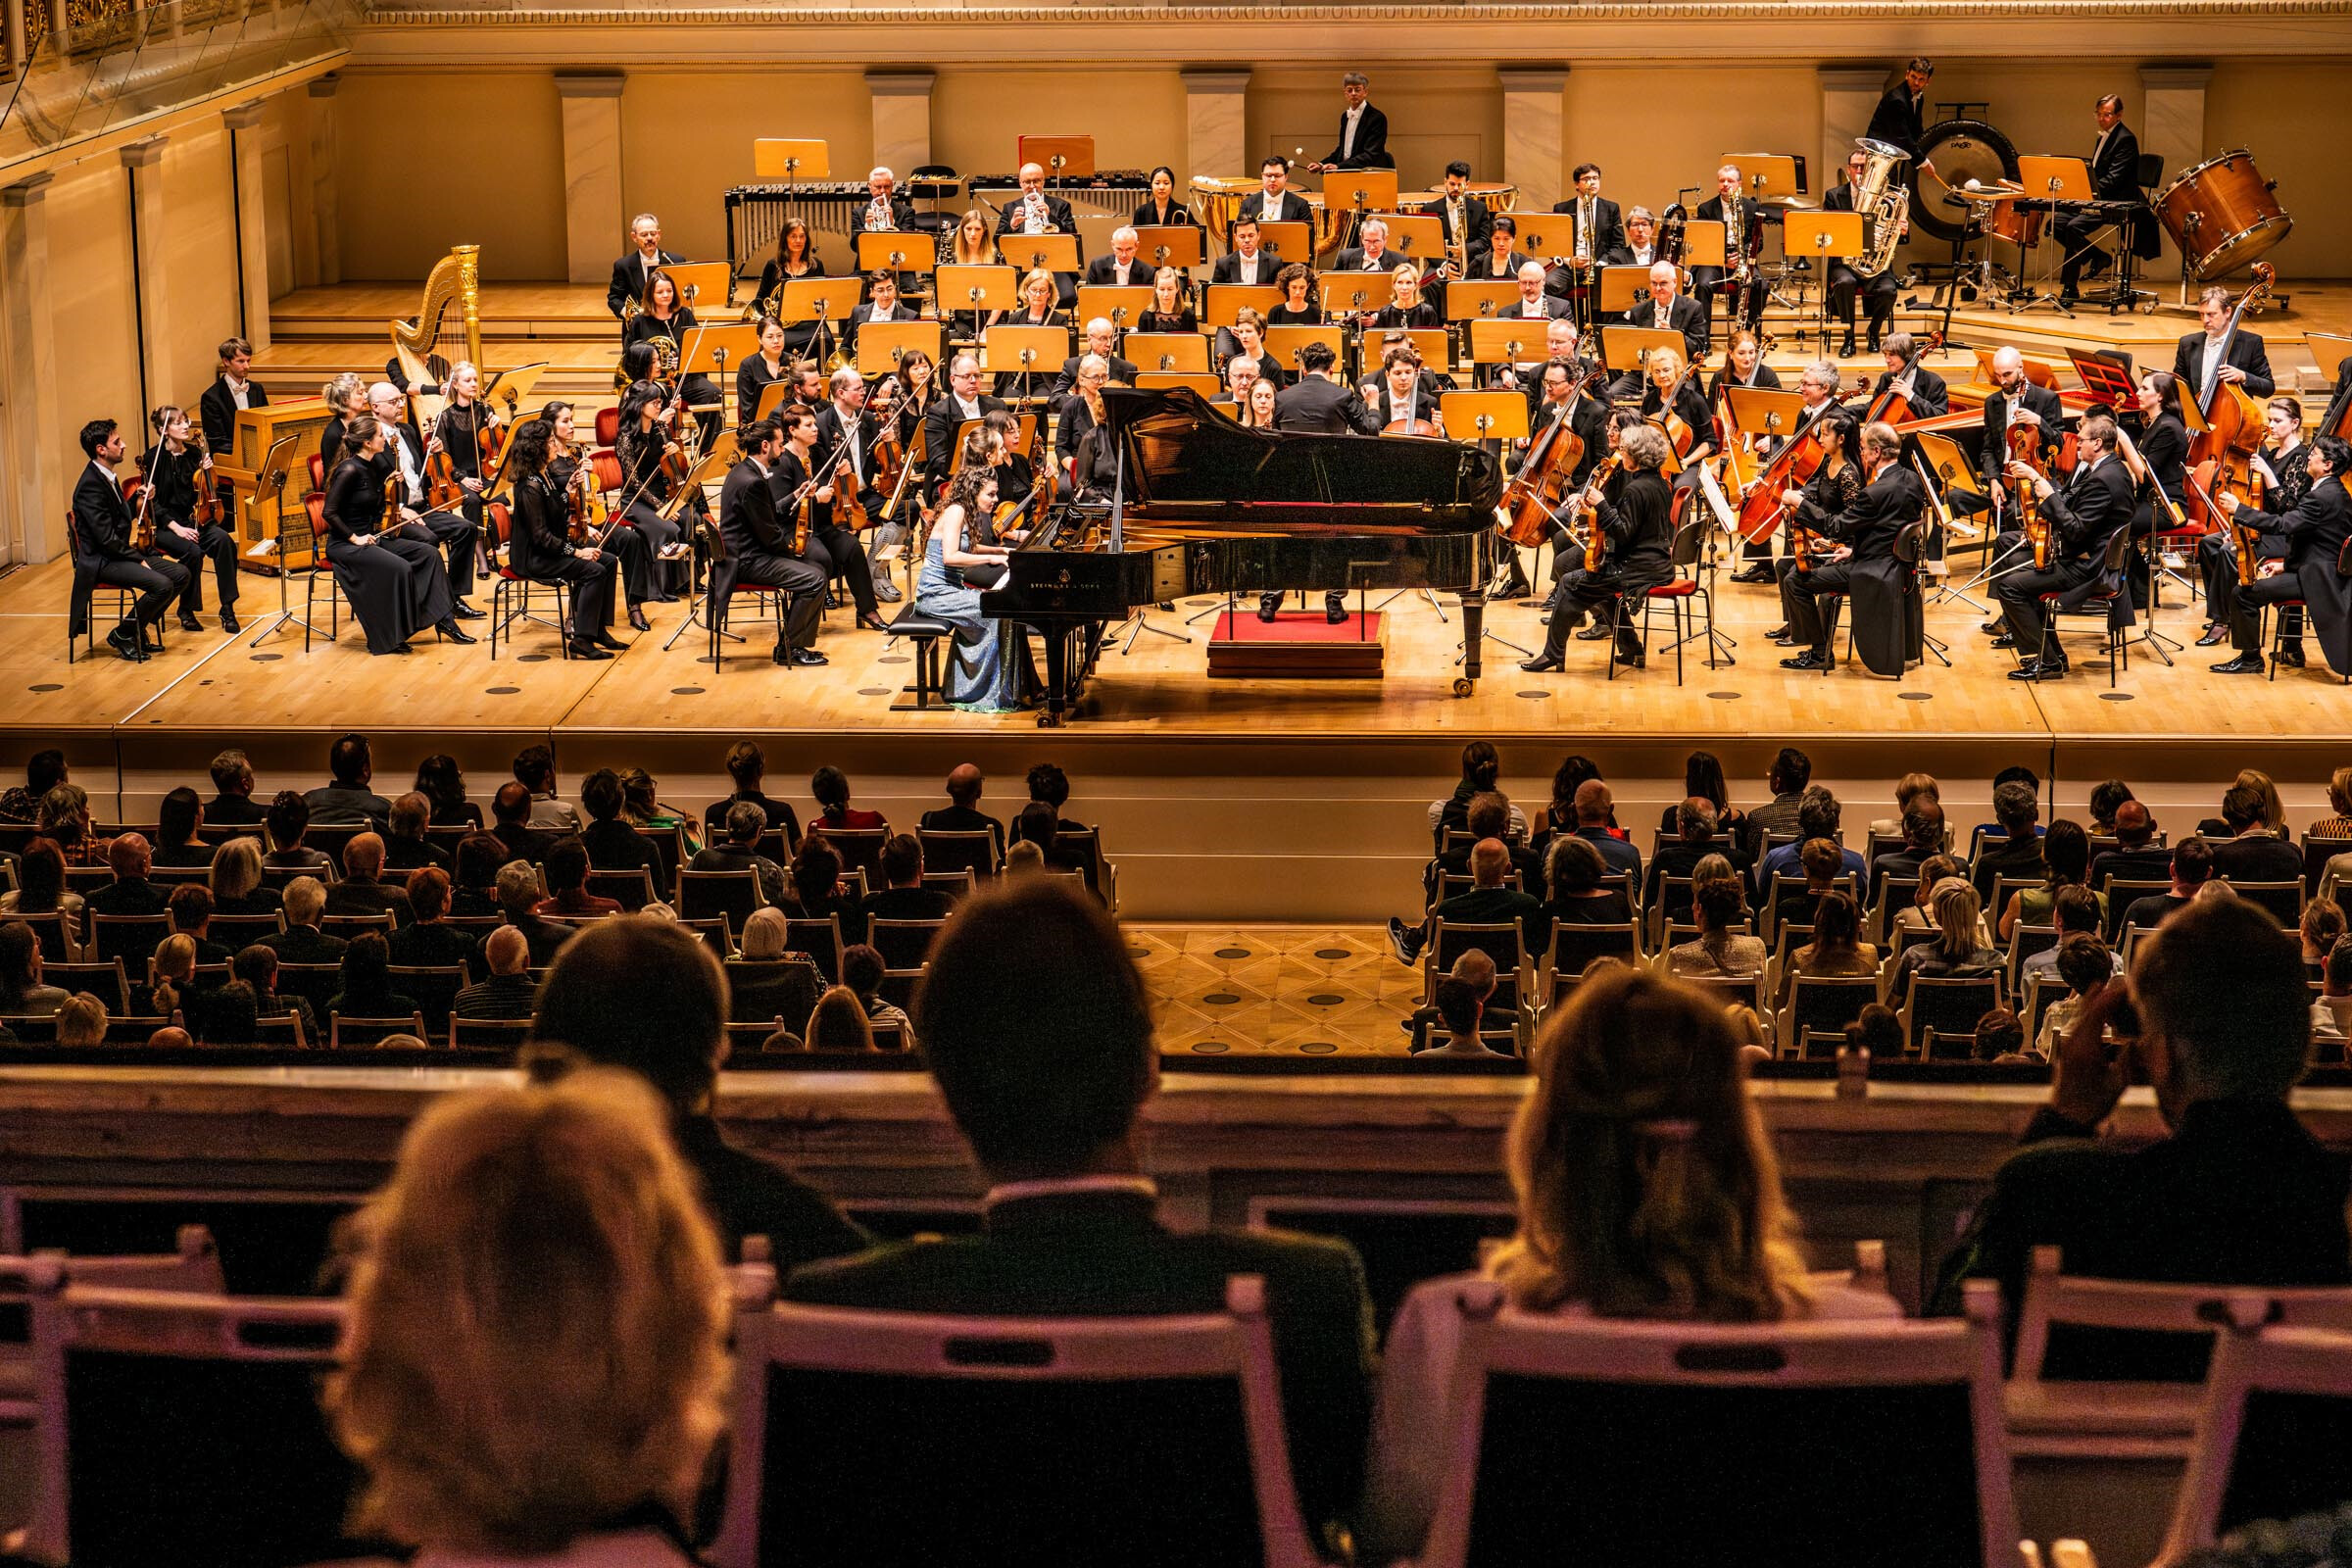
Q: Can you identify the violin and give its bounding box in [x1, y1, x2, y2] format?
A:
[2008, 423, 2051, 569]
[122, 469, 157, 555]
[190, 431, 223, 530]
[423, 432, 466, 512]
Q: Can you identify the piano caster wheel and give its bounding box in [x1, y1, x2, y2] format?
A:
[1452, 677, 1475, 699]
[1037, 711, 1061, 729]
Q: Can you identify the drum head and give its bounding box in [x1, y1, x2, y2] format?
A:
[2191, 215, 2293, 281]
[1912, 119, 2021, 244]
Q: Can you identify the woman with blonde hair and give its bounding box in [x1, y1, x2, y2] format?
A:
[206, 834, 280, 916]
[55, 993, 107, 1049]
[324, 1070, 731, 1565]
[1362, 967, 1894, 1557]
[805, 984, 876, 1052]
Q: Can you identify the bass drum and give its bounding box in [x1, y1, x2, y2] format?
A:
[2157, 149, 2293, 281]
[1910, 118, 2021, 245]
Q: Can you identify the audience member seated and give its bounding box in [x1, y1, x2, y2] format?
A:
[1754, 786, 1864, 893]
[1773, 889, 1879, 1008]
[2082, 777, 2134, 838]
[534, 839, 622, 919]
[0, 837, 83, 929]
[264, 791, 333, 874]
[689, 802, 788, 909]
[207, 836, 280, 916]
[1566, 780, 1642, 884]
[0, 748, 67, 823]
[2035, 933, 2119, 1054]
[1025, 762, 1091, 837]
[1364, 965, 1898, 1559]
[513, 743, 581, 834]
[1844, 1002, 1905, 1059]
[84, 832, 167, 928]
[499, 861, 575, 967]
[1937, 897, 2352, 1327]
[1539, 837, 1636, 928]
[1658, 750, 1748, 843]
[1874, 802, 1949, 896]
[919, 762, 1005, 861]
[234, 943, 317, 1041]
[702, 739, 800, 850]
[55, 993, 105, 1048]
[1973, 1006, 2037, 1065]
[862, 834, 956, 921]
[412, 752, 482, 828]
[1415, 974, 1509, 1059]
[1972, 779, 2048, 901]
[784, 879, 1374, 1542]
[786, 839, 867, 947]
[1424, 793, 1544, 908]
[731, 909, 823, 1025]
[381, 794, 450, 873]
[196, 979, 260, 1046]
[578, 767, 664, 885]
[2321, 937, 2352, 1045]
[809, 763, 887, 836]
[0, 920, 70, 1016]
[168, 884, 234, 965]
[2021, 886, 2113, 984]
[1772, 837, 1851, 928]
[2211, 778, 2306, 884]
[1998, 818, 2104, 942]
[137, 933, 197, 1019]
[37, 782, 97, 865]
[488, 782, 558, 866]
[326, 834, 416, 926]
[841, 943, 912, 1045]
[388, 867, 481, 979]
[2312, 766, 2352, 840]
[305, 732, 393, 827]
[322, 1070, 732, 1568]
[451, 926, 538, 1021]
[1391, 839, 1544, 963]
[1429, 740, 1520, 849]
[806, 984, 877, 1051]
[1866, 769, 1941, 839]
[1891, 882, 1999, 990]
[205, 747, 267, 825]
[1891, 856, 1962, 936]
[1530, 755, 1608, 849]
[260, 876, 347, 965]
[1740, 746, 1812, 859]
[2196, 767, 2287, 841]
[328, 932, 420, 1022]
[1646, 797, 1748, 907]
[528, 915, 868, 1263]
[2299, 901, 2345, 976]
[2119, 837, 2215, 935]
[620, 768, 704, 858]
[1004, 840, 1046, 877]
[2087, 799, 2172, 889]
[1009, 802, 1087, 877]
[450, 834, 507, 917]
[152, 787, 216, 867]
[1667, 864, 1766, 979]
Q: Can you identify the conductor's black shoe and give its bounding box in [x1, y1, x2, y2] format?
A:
[220, 612, 240, 635]
[177, 613, 204, 634]
[1781, 652, 1827, 670]
[1325, 594, 1349, 625]
[788, 647, 828, 666]
[2277, 645, 2307, 668]
[438, 620, 478, 646]
[2195, 624, 2230, 647]
[1256, 592, 1281, 623]
[1387, 916, 1422, 966]
[1519, 655, 1563, 673]
[1730, 564, 1775, 585]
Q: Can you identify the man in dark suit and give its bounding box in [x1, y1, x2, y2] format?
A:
[1781, 424, 1933, 675]
[1972, 782, 2049, 903]
[305, 733, 392, 827]
[1272, 342, 1380, 624]
[1391, 838, 1546, 961]
[1430, 162, 1492, 263]
[997, 164, 1082, 307]
[1997, 416, 2137, 680]
[2214, 437, 2352, 676]
[1600, 207, 1664, 270]
[606, 214, 681, 325]
[260, 876, 349, 967]
[703, 739, 803, 852]
[1209, 218, 1279, 286]
[83, 834, 168, 940]
[71, 418, 186, 661]
[786, 879, 1375, 1542]
[1331, 219, 1399, 280]
[2056, 95, 2151, 300]
[1610, 264, 1708, 395]
[1233, 159, 1313, 239]
[1846, 332, 1948, 420]
[2210, 784, 2308, 884]
[719, 417, 828, 665]
[387, 868, 482, 979]
[1646, 798, 1754, 906]
[576, 768, 666, 892]
[920, 356, 1011, 492]
[197, 336, 267, 534]
[1051, 320, 1139, 403]
[2174, 286, 2277, 409]
[1550, 163, 1627, 270]
[1959, 348, 2068, 520]
[842, 271, 919, 364]
[324, 833, 416, 927]
[206, 748, 268, 826]
[1081, 227, 1152, 290]
[1421, 795, 1544, 909]
[2086, 801, 2173, 891]
[1819, 152, 1902, 355]
[919, 763, 1006, 862]
[1936, 897, 2352, 1355]
[1866, 58, 1934, 161]
[1872, 802, 1948, 907]
[486, 781, 559, 868]
[854, 167, 919, 236]
[862, 834, 958, 922]
[1307, 71, 1393, 172]
[1690, 165, 1770, 331]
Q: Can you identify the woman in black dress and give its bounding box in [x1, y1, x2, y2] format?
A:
[755, 219, 832, 360]
[1130, 166, 1194, 229]
[609, 382, 698, 618]
[986, 270, 1068, 406]
[321, 415, 462, 657]
[621, 270, 721, 448]
[1137, 267, 1198, 335]
[1638, 346, 1715, 471]
[505, 417, 624, 661]
[737, 316, 793, 430]
[1372, 265, 1441, 331]
[1768, 409, 1863, 644]
[1267, 264, 1322, 327]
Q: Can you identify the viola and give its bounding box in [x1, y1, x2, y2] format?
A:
[1568, 449, 1629, 570]
[2009, 423, 2051, 569]
[190, 432, 224, 530]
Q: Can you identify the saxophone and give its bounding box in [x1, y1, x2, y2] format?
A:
[1851, 138, 1912, 280]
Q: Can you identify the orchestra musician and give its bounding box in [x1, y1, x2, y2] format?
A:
[986, 270, 1069, 405]
[1465, 216, 1526, 284]
[1866, 59, 1934, 168]
[2132, 370, 2192, 539]
[2212, 435, 2352, 677]
[1957, 347, 2066, 524]
[717, 416, 827, 666]
[2055, 96, 2159, 305]
[945, 208, 1001, 346]
[623, 270, 723, 447]
[858, 167, 918, 235]
[197, 336, 265, 530]
[1708, 327, 1783, 399]
[1489, 272, 1572, 392]
[1520, 420, 1677, 673]
[1735, 361, 1845, 584]
[1138, 268, 1199, 335]
[139, 406, 243, 634]
[1235, 158, 1312, 237]
[1603, 207, 1663, 270]
[500, 418, 620, 661]
[845, 271, 918, 368]
[365, 382, 484, 619]
[1306, 72, 1394, 172]
[814, 366, 906, 605]
[1374, 343, 1446, 435]
[1551, 164, 1627, 275]
[2176, 284, 2277, 401]
[2319, 354, 2352, 441]
[753, 220, 830, 358]
[1219, 310, 1290, 391]
[1211, 356, 1260, 411]
[72, 417, 188, 660]
[1822, 150, 1899, 356]
[1373, 265, 1442, 331]
[2202, 394, 2313, 662]
[1132, 166, 1195, 229]
[1212, 217, 1278, 286]
[1082, 227, 1152, 289]
[1612, 263, 1708, 395]
[1055, 355, 1117, 496]
[430, 362, 507, 531]
[1996, 414, 2137, 682]
[1691, 165, 1769, 332]
[320, 414, 468, 657]
[1848, 333, 1948, 420]
[1639, 346, 1715, 470]
[997, 164, 1082, 308]
[770, 404, 889, 635]
[922, 355, 1010, 492]
[1053, 318, 1138, 406]
[1235, 375, 1281, 431]
[916, 461, 1026, 712]
[736, 317, 793, 430]
[1266, 266, 1321, 327]
[1776, 420, 1927, 677]
[603, 384, 693, 621]
[1433, 162, 1493, 266]
[1334, 218, 1396, 278]
[606, 215, 680, 331]
[1269, 339, 1380, 623]
[1492, 356, 1611, 604]
[318, 373, 367, 479]
[891, 347, 938, 449]
[1768, 409, 1865, 651]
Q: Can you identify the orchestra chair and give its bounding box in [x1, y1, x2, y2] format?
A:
[921, 869, 977, 905]
[302, 493, 438, 659]
[1776, 975, 1883, 1058]
[484, 500, 576, 662]
[25, 1282, 368, 1568]
[704, 557, 818, 675]
[2018, 971, 2062, 1044]
[2261, 592, 2350, 683]
[44, 957, 129, 1012]
[2157, 1323, 2352, 1561]
[1408, 1277, 2016, 1568]
[2100, 880, 2171, 943]
[2005, 923, 2061, 996]
[1536, 922, 1641, 1013]
[2225, 879, 2306, 928]
[1899, 973, 2003, 1056]
[709, 1275, 1323, 1568]
[1614, 491, 1720, 687]
[594, 406, 622, 447]
[5, 909, 75, 964]
[62, 509, 157, 666]
[386, 964, 466, 1032]
[253, 1011, 310, 1049]
[0, 1228, 222, 1427]
[2034, 528, 2136, 689]
[784, 913, 846, 984]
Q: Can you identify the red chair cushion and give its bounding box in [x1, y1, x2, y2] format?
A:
[594, 408, 621, 447]
[1645, 580, 1698, 599]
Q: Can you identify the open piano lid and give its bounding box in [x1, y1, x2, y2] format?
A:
[1100, 385, 1502, 536]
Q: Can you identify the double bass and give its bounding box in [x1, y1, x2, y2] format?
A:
[2183, 262, 2276, 528]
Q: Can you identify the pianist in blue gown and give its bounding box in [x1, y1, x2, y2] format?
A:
[917, 463, 1025, 711]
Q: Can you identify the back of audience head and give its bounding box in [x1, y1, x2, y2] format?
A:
[1469, 838, 1509, 888]
[1551, 754, 1603, 817]
[2221, 781, 2269, 835]
[24, 749, 67, 796]
[1992, 779, 2040, 836]
[1458, 741, 1500, 794]
[2136, 896, 2312, 1108]
[916, 880, 1152, 1181]
[1893, 770, 1939, 814]
[1795, 786, 1840, 845]
[17, 838, 65, 910]
[1677, 797, 1717, 844]
[1014, 800, 1060, 850]
[456, 833, 506, 890]
[1845, 1002, 1903, 1056]
[1466, 792, 1509, 844]
[2230, 767, 2285, 832]
[580, 768, 624, 824]
[284, 876, 326, 927]
[410, 866, 451, 923]
[2299, 900, 2345, 963]
[725, 800, 765, 845]
[841, 943, 885, 1001]
[168, 882, 212, 935]
[1448, 947, 1498, 999]
[2054, 932, 2113, 999]
[2173, 835, 2215, 888]
[1004, 839, 1046, 877]
[945, 763, 983, 807]
[205, 980, 260, 1046]
[211, 748, 254, 801]
[496, 862, 541, 919]
[1902, 801, 1946, 855]
[0, 921, 40, 1006]
[58, 992, 107, 1048]
[324, 1069, 729, 1558]
[484, 924, 529, 977]
[810, 765, 851, 815]
[531, 918, 728, 1113]
[1546, 835, 1605, 897]
[1973, 1006, 2027, 1063]
[879, 833, 921, 888]
[1683, 751, 1731, 813]
[37, 782, 87, 847]
[341, 930, 391, 994]
[512, 744, 557, 796]
[726, 739, 766, 793]
[158, 786, 202, 849]
[232, 943, 279, 999]
[2086, 779, 2134, 829]
[1694, 872, 1745, 933]
[1432, 975, 1483, 1040]
[2052, 884, 2101, 938]
[1492, 965, 1805, 1318]
[2327, 936, 2352, 998]
[389, 792, 430, 844]
[413, 754, 466, 813]
[807, 985, 875, 1052]
[330, 732, 372, 787]
[1770, 747, 1812, 796]
[791, 839, 841, 906]
[1026, 761, 1070, 809]
[346, 832, 386, 881]
[2042, 819, 2089, 888]
[1799, 837, 1841, 887]
[492, 781, 532, 828]
[1810, 889, 1861, 954]
[108, 833, 151, 881]
[544, 838, 589, 896]
[1931, 882, 1983, 959]
[268, 789, 310, 850]
[1572, 778, 1612, 827]
[738, 906, 791, 960]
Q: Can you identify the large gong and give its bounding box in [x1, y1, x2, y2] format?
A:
[1910, 119, 2021, 245]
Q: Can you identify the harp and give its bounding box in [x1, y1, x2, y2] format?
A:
[390, 244, 483, 427]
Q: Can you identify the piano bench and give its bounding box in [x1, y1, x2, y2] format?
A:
[886, 607, 955, 710]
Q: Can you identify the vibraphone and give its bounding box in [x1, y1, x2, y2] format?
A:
[724, 181, 878, 279]
[965, 171, 1152, 228]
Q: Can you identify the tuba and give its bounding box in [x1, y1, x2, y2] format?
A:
[1851, 137, 1912, 279]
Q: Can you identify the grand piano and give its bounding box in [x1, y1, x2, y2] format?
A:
[980, 386, 1505, 725]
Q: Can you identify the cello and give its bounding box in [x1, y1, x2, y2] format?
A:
[1860, 330, 1945, 427]
[1498, 371, 1595, 551]
[2182, 262, 2276, 528]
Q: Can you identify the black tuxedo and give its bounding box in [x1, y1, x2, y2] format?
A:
[2059, 122, 2159, 288]
[1274, 375, 1380, 436]
[1323, 103, 1393, 170]
[1431, 193, 1493, 258]
[1786, 463, 1930, 675]
[1081, 255, 1153, 289]
[921, 395, 1010, 486]
[197, 375, 266, 456]
[853, 194, 919, 234]
[1549, 195, 1626, 269]
[1998, 455, 2138, 662]
[812, 403, 893, 541]
[70, 460, 185, 637]
[1332, 246, 1401, 278]
[1209, 249, 1279, 287]
[607, 247, 682, 320]
[1975, 382, 2068, 496]
[782, 1186, 1375, 1537]
[715, 456, 823, 652]
[2175, 328, 2277, 404]
[1866, 84, 1928, 157]
[1822, 179, 1900, 336]
[1233, 190, 1312, 239]
[1690, 194, 1769, 324]
[2225, 475, 2352, 671]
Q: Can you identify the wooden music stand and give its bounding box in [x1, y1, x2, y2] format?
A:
[854, 319, 941, 378]
[1018, 135, 1096, 185]
[1202, 284, 1282, 328]
[1603, 325, 1689, 377]
[2018, 155, 2092, 203]
[1002, 232, 1080, 277]
[1441, 391, 1529, 445]
[680, 322, 760, 406]
[1469, 318, 1561, 368]
[1513, 218, 1571, 258]
[778, 275, 862, 367]
[1681, 220, 1728, 270]
[659, 430, 740, 521]
[1255, 220, 1315, 270]
[1725, 386, 1807, 444]
[1724, 153, 1806, 202]
[949, 414, 1039, 472]
[1325, 167, 1397, 216]
[751, 379, 797, 425]
[1138, 371, 1220, 397]
[1379, 214, 1446, 270]
[1599, 266, 1658, 314]
[854, 232, 931, 275]
[658, 261, 736, 315]
[2306, 332, 2352, 383]
[1782, 211, 1861, 349]
[983, 324, 1071, 383]
[1077, 285, 1155, 332]
[1446, 280, 1523, 321]
[1318, 270, 1388, 318]
[935, 264, 1018, 320]
[1263, 324, 1346, 372]
[1395, 327, 1451, 375]
[1124, 332, 1209, 374]
[1132, 226, 1203, 270]
[754, 139, 830, 180]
